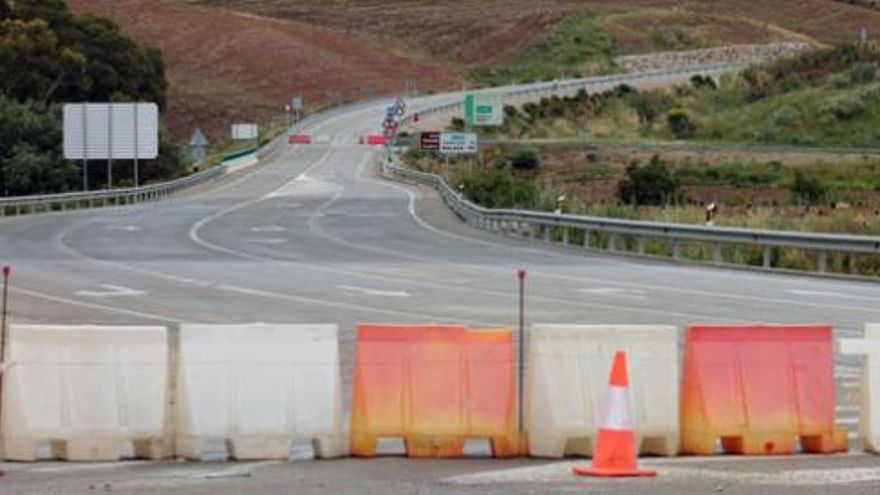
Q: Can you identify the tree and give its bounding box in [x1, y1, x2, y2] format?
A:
[617, 155, 680, 206]
[0, 2, 177, 195]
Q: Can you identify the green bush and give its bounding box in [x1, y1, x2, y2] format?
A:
[790, 171, 829, 205]
[691, 75, 717, 90]
[508, 148, 540, 170]
[850, 62, 877, 85]
[627, 90, 675, 130]
[617, 155, 680, 205]
[457, 167, 539, 209]
[667, 108, 696, 139]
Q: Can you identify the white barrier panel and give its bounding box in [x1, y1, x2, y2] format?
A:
[223, 153, 259, 174]
[175, 323, 346, 460]
[840, 324, 880, 452]
[526, 324, 679, 458]
[0, 325, 169, 461]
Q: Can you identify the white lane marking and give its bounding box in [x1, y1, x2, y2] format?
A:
[251, 226, 285, 233]
[578, 287, 646, 300]
[444, 461, 880, 486]
[75, 284, 145, 298]
[11, 287, 176, 322]
[104, 225, 141, 232]
[216, 285, 456, 321]
[788, 289, 878, 302]
[248, 238, 286, 245]
[338, 285, 410, 298]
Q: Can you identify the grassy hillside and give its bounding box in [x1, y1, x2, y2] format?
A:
[490, 43, 880, 149]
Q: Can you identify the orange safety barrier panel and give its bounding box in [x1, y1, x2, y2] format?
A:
[681, 324, 847, 455]
[350, 324, 521, 458]
[360, 134, 386, 145]
[288, 134, 311, 145]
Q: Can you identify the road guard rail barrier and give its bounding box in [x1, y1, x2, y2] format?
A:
[382, 159, 880, 276]
[389, 63, 880, 277]
[0, 321, 865, 461]
[0, 144, 264, 217]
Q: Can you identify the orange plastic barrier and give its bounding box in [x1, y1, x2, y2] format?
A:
[681, 324, 847, 455]
[360, 134, 386, 145]
[350, 324, 521, 458]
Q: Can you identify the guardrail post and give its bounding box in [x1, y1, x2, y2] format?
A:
[712, 243, 723, 264]
[583, 230, 592, 249]
[609, 233, 620, 252]
[818, 250, 828, 273]
[672, 239, 682, 259]
[562, 228, 570, 246]
[543, 225, 551, 242]
[636, 237, 646, 256]
[762, 246, 772, 269]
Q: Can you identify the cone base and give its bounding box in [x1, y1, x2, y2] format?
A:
[572, 465, 657, 478]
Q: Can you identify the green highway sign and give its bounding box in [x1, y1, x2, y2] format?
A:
[464, 93, 504, 127]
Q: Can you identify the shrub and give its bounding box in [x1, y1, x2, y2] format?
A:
[627, 90, 675, 130]
[667, 108, 696, 139]
[691, 74, 717, 90]
[617, 155, 680, 205]
[820, 93, 867, 121]
[790, 171, 828, 205]
[457, 167, 539, 208]
[508, 148, 540, 170]
[850, 62, 877, 85]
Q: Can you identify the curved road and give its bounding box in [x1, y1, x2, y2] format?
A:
[0, 68, 876, 424]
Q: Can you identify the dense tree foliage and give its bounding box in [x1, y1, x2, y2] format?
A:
[0, 0, 179, 196]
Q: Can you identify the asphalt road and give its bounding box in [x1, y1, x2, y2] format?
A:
[1, 69, 879, 493]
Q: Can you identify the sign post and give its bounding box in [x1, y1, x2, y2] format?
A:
[0, 264, 11, 468]
[517, 269, 527, 437]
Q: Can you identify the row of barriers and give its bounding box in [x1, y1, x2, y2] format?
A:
[0, 322, 868, 461]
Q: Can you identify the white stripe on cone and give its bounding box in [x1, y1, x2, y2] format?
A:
[603, 385, 634, 431]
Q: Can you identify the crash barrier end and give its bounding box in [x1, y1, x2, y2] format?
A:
[0, 325, 170, 461]
[681, 324, 847, 455]
[527, 324, 680, 458]
[174, 323, 346, 461]
[350, 324, 521, 458]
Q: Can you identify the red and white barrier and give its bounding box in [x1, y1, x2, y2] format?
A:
[288, 134, 312, 145]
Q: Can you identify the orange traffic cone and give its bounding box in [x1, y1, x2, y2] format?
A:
[573, 350, 656, 477]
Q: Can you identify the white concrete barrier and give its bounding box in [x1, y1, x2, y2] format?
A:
[175, 323, 346, 460]
[0, 325, 170, 461]
[840, 324, 880, 452]
[526, 324, 679, 457]
[223, 153, 259, 174]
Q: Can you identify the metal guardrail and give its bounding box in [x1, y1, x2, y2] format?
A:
[383, 160, 880, 275]
[0, 95, 374, 218]
[387, 63, 880, 276]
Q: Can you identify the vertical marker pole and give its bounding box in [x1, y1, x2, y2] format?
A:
[517, 269, 527, 437]
[0, 265, 11, 474]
